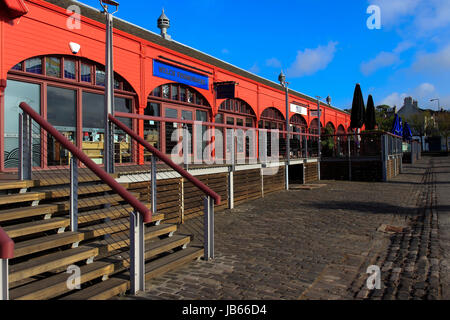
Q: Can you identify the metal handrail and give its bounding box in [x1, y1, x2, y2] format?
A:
[19, 102, 151, 223]
[0, 228, 14, 260]
[109, 114, 221, 205]
[0, 227, 13, 300]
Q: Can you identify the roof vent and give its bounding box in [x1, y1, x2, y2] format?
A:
[157, 9, 171, 40]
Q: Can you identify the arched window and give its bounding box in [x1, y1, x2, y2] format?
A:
[337, 125, 346, 135]
[146, 83, 211, 158]
[4, 55, 136, 170]
[149, 83, 210, 108]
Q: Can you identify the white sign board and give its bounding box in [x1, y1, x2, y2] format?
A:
[290, 104, 307, 116]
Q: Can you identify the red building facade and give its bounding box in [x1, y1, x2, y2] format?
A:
[0, 0, 350, 171]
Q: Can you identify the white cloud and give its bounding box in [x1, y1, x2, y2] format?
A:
[381, 92, 408, 107]
[412, 44, 450, 74]
[368, 0, 450, 33]
[286, 41, 338, 77]
[415, 83, 435, 98]
[265, 58, 282, 68]
[380, 82, 447, 109]
[360, 41, 414, 76]
[369, 0, 421, 27]
[361, 52, 400, 76]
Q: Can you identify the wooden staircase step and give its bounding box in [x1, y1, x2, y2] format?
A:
[14, 232, 84, 259]
[0, 193, 128, 223]
[10, 246, 99, 283]
[0, 180, 34, 191]
[10, 235, 191, 300]
[32, 173, 119, 187]
[4, 217, 70, 238]
[0, 184, 116, 206]
[61, 246, 203, 300]
[9, 224, 178, 284]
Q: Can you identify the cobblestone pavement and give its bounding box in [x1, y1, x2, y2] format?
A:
[116, 156, 449, 300]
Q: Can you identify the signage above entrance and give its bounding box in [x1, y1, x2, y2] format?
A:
[290, 104, 307, 116]
[153, 60, 209, 90]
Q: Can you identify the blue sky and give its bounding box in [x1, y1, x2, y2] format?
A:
[76, 0, 450, 111]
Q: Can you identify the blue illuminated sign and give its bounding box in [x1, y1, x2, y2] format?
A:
[153, 60, 209, 90]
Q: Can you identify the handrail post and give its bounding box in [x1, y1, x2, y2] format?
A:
[151, 155, 157, 215]
[70, 155, 78, 232]
[381, 134, 388, 182]
[183, 124, 189, 171]
[19, 113, 32, 181]
[130, 211, 145, 295]
[0, 258, 8, 300]
[348, 136, 352, 181]
[204, 196, 214, 261]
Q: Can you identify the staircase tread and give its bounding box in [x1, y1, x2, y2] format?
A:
[4, 217, 69, 238]
[10, 235, 191, 300]
[0, 193, 126, 223]
[61, 246, 203, 300]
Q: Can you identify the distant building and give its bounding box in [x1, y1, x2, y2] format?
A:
[398, 97, 420, 118]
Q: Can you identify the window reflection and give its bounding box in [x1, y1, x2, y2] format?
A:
[82, 92, 105, 164]
[64, 60, 76, 80]
[46, 57, 61, 78]
[144, 103, 160, 160]
[47, 86, 76, 166]
[25, 58, 42, 74]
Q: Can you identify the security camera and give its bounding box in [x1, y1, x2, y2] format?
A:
[69, 42, 81, 54]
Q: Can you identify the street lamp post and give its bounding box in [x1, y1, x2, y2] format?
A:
[100, 0, 119, 174]
[278, 71, 290, 190]
[316, 97, 322, 180]
[431, 98, 441, 111]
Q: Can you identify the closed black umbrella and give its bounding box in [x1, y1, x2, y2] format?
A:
[365, 94, 376, 130]
[350, 83, 366, 130]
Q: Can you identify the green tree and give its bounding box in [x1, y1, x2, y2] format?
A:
[375, 105, 394, 132]
[436, 112, 450, 152]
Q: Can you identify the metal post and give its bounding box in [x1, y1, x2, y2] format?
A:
[317, 98, 322, 181]
[204, 196, 214, 261]
[381, 135, 388, 182]
[0, 259, 8, 300]
[348, 136, 352, 181]
[304, 134, 308, 158]
[104, 10, 115, 174]
[183, 124, 189, 170]
[70, 155, 78, 232]
[18, 113, 24, 180]
[230, 130, 235, 172]
[228, 170, 234, 209]
[19, 113, 32, 181]
[285, 85, 290, 190]
[130, 211, 145, 294]
[151, 155, 157, 215]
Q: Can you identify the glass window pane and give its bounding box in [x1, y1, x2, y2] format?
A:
[82, 92, 105, 164]
[46, 57, 61, 78]
[96, 67, 105, 86]
[187, 89, 193, 103]
[236, 118, 243, 126]
[165, 108, 178, 154]
[25, 58, 42, 74]
[64, 60, 76, 79]
[171, 85, 178, 100]
[81, 64, 91, 82]
[180, 87, 186, 101]
[4, 80, 41, 168]
[162, 85, 170, 99]
[115, 97, 132, 129]
[12, 62, 22, 71]
[152, 86, 161, 97]
[215, 114, 223, 123]
[144, 102, 160, 155]
[246, 118, 253, 127]
[114, 78, 120, 89]
[47, 86, 76, 166]
[114, 97, 132, 164]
